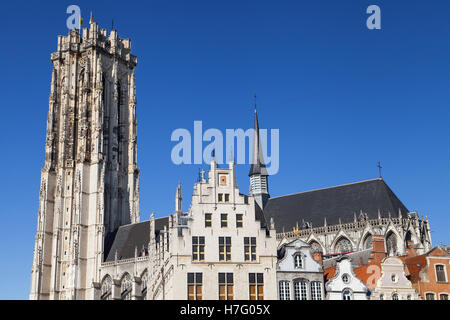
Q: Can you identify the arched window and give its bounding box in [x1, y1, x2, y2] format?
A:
[278, 281, 290, 300]
[386, 232, 398, 256]
[310, 281, 322, 300]
[141, 271, 148, 300]
[363, 234, 372, 249]
[392, 293, 399, 300]
[101, 275, 112, 300]
[335, 237, 352, 254]
[309, 241, 323, 254]
[121, 273, 132, 300]
[380, 294, 384, 300]
[342, 289, 352, 300]
[404, 231, 412, 249]
[293, 279, 308, 300]
[294, 254, 303, 269]
[440, 293, 449, 300]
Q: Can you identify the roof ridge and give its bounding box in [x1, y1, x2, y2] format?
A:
[268, 178, 383, 200]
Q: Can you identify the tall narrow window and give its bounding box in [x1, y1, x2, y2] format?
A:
[249, 273, 264, 300]
[279, 281, 290, 300]
[218, 193, 223, 202]
[236, 214, 243, 228]
[224, 193, 230, 202]
[187, 273, 203, 300]
[205, 214, 212, 228]
[218, 273, 234, 300]
[436, 265, 446, 282]
[121, 273, 132, 300]
[244, 237, 257, 261]
[101, 275, 112, 300]
[192, 236, 205, 261]
[294, 280, 308, 300]
[219, 237, 231, 261]
[141, 271, 148, 300]
[221, 214, 228, 228]
[294, 254, 303, 269]
[311, 281, 322, 300]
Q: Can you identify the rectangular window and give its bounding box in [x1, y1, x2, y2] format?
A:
[294, 254, 303, 268]
[249, 273, 264, 300]
[221, 214, 228, 228]
[436, 265, 446, 282]
[244, 237, 257, 261]
[187, 273, 203, 300]
[192, 236, 205, 261]
[219, 237, 231, 261]
[224, 193, 230, 202]
[236, 214, 243, 228]
[218, 193, 223, 202]
[218, 273, 234, 300]
[310, 281, 322, 300]
[205, 213, 212, 228]
[279, 281, 290, 300]
[294, 280, 307, 300]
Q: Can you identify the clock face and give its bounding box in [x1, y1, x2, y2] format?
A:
[219, 175, 227, 185]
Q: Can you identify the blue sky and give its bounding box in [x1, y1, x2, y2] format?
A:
[1, 0, 450, 299]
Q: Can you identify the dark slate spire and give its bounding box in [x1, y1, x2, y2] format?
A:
[248, 95, 270, 209]
[249, 97, 268, 177]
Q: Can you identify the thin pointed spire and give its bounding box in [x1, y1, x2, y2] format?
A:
[249, 95, 268, 177]
[89, 12, 93, 24]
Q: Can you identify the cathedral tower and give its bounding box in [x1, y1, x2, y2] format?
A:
[30, 19, 139, 300]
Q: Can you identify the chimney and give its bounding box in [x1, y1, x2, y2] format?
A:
[368, 235, 386, 264]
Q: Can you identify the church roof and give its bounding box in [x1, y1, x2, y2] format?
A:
[104, 217, 169, 262]
[263, 178, 409, 233]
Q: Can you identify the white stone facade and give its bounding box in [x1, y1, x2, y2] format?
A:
[325, 257, 369, 300]
[276, 239, 324, 300]
[371, 257, 420, 300]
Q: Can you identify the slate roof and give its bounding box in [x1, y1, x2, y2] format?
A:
[104, 216, 169, 262]
[263, 178, 409, 233]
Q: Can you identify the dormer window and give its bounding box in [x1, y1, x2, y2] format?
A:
[294, 254, 303, 269]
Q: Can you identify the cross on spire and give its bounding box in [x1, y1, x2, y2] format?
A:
[377, 161, 383, 179]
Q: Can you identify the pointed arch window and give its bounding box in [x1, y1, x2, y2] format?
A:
[363, 234, 373, 249]
[309, 241, 323, 254]
[386, 232, 398, 256]
[335, 238, 352, 254]
[101, 275, 112, 300]
[141, 271, 148, 300]
[121, 273, 132, 300]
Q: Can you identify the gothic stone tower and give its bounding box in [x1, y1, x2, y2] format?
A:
[30, 19, 139, 300]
